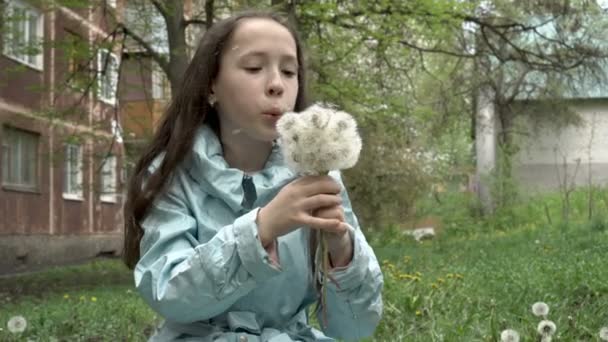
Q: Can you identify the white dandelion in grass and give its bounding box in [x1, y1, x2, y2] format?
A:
[7, 315, 27, 333]
[532, 302, 550, 317]
[500, 329, 520, 342]
[599, 326, 608, 341]
[537, 320, 557, 336]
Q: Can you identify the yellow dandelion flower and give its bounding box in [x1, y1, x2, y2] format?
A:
[415, 310, 422, 316]
[91, 297, 97, 302]
[437, 278, 445, 284]
[63, 294, 69, 299]
[431, 283, 439, 289]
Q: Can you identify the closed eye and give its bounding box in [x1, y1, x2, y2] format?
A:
[282, 70, 297, 77]
[244, 67, 262, 73]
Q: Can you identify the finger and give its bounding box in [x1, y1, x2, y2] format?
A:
[302, 194, 342, 211]
[302, 216, 346, 234]
[301, 177, 342, 197]
[314, 206, 345, 222]
[292, 175, 328, 185]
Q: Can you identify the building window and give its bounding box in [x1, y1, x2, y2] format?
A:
[151, 64, 170, 100]
[1, 126, 39, 191]
[63, 144, 83, 199]
[100, 155, 117, 202]
[97, 49, 119, 104]
[2, 0, 44, 70]
[111, 119, 123, 144]
[64, 31, 90, 91]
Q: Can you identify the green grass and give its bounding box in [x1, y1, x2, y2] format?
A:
[0, 259, 158, 341]
[369, 223, 608, 341]
[1, 190, 608, 341]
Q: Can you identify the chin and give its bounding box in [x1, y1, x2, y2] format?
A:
[258, 128, 279, 142]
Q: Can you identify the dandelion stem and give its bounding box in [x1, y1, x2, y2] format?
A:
[321, 230, 329, 328]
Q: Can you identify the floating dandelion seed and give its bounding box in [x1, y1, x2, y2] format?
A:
[7, 315, 27, 334]
[532, 302, 550, 317]
[500, 329, 520, 342]
[599, 326, 608, 341]
[537, 320, 557, 336]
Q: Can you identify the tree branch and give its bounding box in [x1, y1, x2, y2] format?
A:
[120, 24, 169, 74]
[398, 39, 476, 58]
[205, 0, 214, 29]
[149, 0, 169, 20]
[183, 18, 207, 27]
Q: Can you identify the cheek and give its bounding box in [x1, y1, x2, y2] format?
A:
[288, 82, 299, 102]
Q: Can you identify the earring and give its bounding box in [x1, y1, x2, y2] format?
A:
[208, 94, 217, 107]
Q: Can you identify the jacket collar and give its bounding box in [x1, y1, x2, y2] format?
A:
[185, 124, 296, 212]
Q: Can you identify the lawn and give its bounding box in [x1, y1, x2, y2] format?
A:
[370, 223, 608, 341]
[1, 199, 607, 341]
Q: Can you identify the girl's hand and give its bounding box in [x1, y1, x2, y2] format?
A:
[315, 205, 353, 267]
[256, 175, 347, 247]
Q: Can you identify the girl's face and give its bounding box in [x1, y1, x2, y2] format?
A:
[212, 18, 299, 144]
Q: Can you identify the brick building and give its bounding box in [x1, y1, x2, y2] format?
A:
[0, 0, 127, 273]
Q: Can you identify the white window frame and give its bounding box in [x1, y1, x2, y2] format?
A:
[111, 119, 123, 144]
[1, 126, 39, 191]
[65, 31, 89, 92]
[97, 49, 119, 105]
[100, 155, 117, 203]
[63, 144, 83, 200]
[2, 0, 44, 70]
[151, 63, 170, 100]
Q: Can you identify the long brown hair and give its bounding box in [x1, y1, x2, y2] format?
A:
[123, 10, 309, 269]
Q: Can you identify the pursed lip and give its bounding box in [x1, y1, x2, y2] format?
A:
[262, 107, 283, 116]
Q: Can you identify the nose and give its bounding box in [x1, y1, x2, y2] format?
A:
[265, 69, 284, 97]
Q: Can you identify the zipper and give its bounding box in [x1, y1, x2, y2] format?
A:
[241, 174, 257, 209]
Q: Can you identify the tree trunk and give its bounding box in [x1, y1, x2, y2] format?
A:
[475, 86, 497, 214]
[164, 2, 190, 97]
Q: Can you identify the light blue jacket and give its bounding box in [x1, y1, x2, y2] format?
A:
[134, 125, 383, 341]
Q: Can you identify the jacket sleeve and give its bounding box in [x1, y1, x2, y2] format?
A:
[134, 171, 282, 324]
[319, 171, 384, 341]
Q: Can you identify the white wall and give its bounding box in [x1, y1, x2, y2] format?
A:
[514, 100, 608, 191]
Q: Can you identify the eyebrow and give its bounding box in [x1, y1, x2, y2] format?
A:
[238, 51, 298, 63]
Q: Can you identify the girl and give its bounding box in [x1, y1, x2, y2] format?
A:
[123, 10, 383, 342]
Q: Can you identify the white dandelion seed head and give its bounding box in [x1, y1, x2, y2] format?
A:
[537, 320, 557, 336]
[500, 329, 520, 342]
[532, 302, 550, 317]
[276, 104, 362, 175]
[599, 326, 608, 341]
[7, 315, 27, 334]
